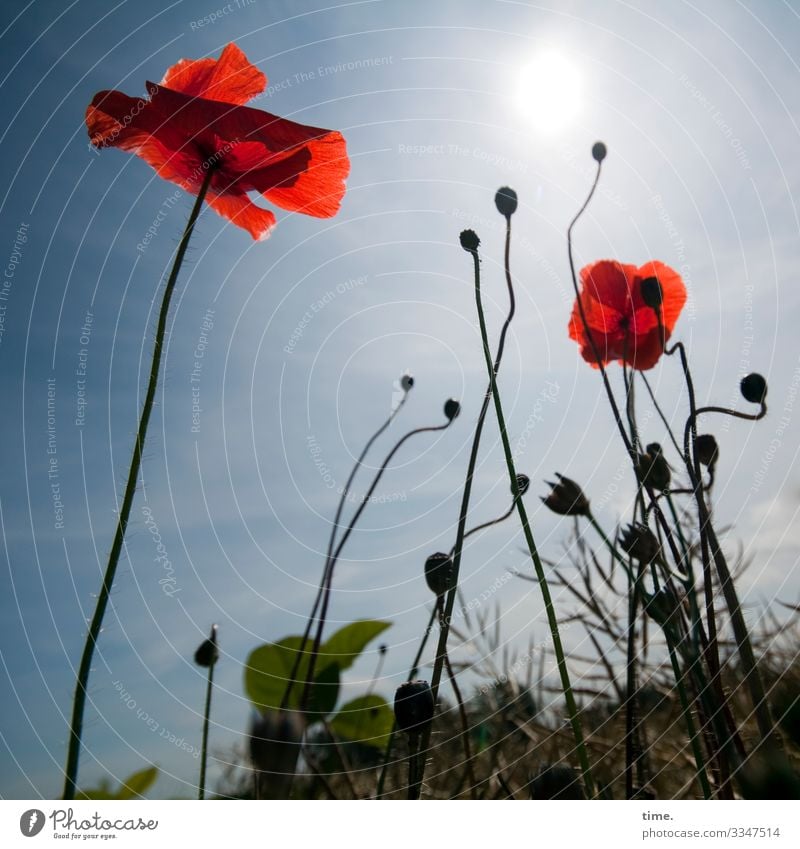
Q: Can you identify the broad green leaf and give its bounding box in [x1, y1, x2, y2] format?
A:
[330, 695, 394, 749]
[305, 660, 340, 720]
[244, 621, 390, 715]
[116, 766, 159, 799]
[245, 637, 339, 716]
[77, 766, 158, 800]
[318, 620, 391, 671]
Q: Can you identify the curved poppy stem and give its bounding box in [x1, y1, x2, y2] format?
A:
[424, 240, 595, 798]
[666, 337, 776, 748]
[63, 167, 216, 800]
[299, 416, 453, 713]
[374, 603, 439, 798]
[412, 216, 518, 798]
[448, 499, 518, 556]
[280, 392, 410, 711]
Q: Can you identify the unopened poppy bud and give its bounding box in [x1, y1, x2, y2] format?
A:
[194, 624, 219, 667]
[394, 680, 434, 735]
[645, 587, 682, 628]
[636, 449, 671, 492]
[401, 373, 414, 392]
[459, 229, 480, 252]
[695, 434, 719, 468]
[494, 186, 518, 218]
[620, 523, 660, 563]
[640, 276, 663, 309]
[515, 474, 530, 496]
[424, 552, 454, 598]
[541, 473, 590, 517]
[444, 398, 461, 421]
[591, 141, 607, 163]
[741, 373, 767, 405]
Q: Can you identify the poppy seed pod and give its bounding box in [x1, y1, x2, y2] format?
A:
[541, 473, 590, 517]
[620, 523, 660, 563]
[424, 552, 455, 598]
[459, 229, 480, 252]
[400, 373, 414, 392]
[515, 474, 531, 496]
[591, 141, 607, 163]
[640, 276, 663, 309]
[444, 398, 461, 421]
[494, 186, 518, 218]
[741, 373, 767, 405]
[695, 434, 719, 468]
[394, 680, 435, 735]
[194, 624, 219, 668]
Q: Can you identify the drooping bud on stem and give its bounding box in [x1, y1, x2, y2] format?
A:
[515, 474, 530, 496]
[740, 373, 767, 405]
[393, 680, 435, 735]
[444, 398, 461, 421]
[424, 552, 455, 598]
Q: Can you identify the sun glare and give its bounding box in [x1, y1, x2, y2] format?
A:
[516, 50, 582, 133]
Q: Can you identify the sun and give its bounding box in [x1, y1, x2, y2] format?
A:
[515, 50, 582, 134]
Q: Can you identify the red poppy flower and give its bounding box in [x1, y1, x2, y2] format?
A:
[568, 260, 686, 371]
[85, 43, 349, 240]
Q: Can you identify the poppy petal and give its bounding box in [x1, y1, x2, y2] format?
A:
[146, 83, 349, 217]
[160, 42, 266, 105]
[86, 89, 202, 188]
[580, 260, 638, 316]
[206, 190, 277, 240]
[637, 260, 687, 333]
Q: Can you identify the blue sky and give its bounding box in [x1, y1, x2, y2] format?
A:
[1, 0, 799, 798]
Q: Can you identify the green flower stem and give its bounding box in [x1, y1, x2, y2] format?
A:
[300, 418, 452, 713]
[63, 166, 216, 800]
[412, 221, 518, 799]
[374, 604, 438, 798]
[664, 631, 712, 798]
[281, 395, 409, 711]
[198, 659, 216, 800]
[670, 340, 776, 748]
[462, 246, 595, 796]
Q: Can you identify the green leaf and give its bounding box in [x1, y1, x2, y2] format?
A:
[244, 621, 390, 716]
[245, 637, 316, 713]
[305, 661, 340, 721]
[77, 767, 158, 800]
[116, 766, 159, 799]
[330, 695, 394, 749]
[318, 620, 391, 671]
